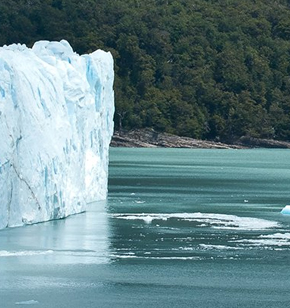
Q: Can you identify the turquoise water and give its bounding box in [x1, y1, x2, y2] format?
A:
[1, 148, 290, 307]
[108, 148, 290, 262]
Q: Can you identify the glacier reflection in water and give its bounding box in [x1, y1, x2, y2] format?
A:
[0, 200, 110, 265]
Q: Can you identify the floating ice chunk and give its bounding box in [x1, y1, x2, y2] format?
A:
[143, 215, 154, 224]
[15, 300, 39, 305]
[281, 205, 290, 215]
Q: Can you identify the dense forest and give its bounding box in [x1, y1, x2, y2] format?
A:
[1, 0, 290, 142]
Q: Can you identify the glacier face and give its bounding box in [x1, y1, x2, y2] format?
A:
[0, 40, 114, 229]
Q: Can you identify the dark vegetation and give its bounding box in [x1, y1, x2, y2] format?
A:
[1, 0, 290, 143]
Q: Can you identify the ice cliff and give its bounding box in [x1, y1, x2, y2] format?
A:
[0, 40, 114, 229]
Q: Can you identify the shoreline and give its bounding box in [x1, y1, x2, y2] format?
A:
[110, 129, 290, 149]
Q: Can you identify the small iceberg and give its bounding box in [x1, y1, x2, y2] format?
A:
[281, 205, 290, 215]
[15, 300, 39, 305]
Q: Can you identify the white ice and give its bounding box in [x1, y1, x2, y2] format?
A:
[281, 205, 290, 215]
[15, 300, 39, 305]
[111, 212, 280, 230]
[0, 40, 114, 229]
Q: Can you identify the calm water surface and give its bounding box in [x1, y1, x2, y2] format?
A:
[1, 148, 290, 307]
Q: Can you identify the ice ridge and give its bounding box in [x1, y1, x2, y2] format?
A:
[0, 40, 114, 229]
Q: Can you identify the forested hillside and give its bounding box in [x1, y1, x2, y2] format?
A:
[1, 0, 290, 142]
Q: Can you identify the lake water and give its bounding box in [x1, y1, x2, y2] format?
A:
[1, 148, 290, 307]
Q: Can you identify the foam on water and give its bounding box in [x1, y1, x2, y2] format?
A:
[15, 300, 39, 305]
[199, 244, 243, 250]
[111, 254, 202, 261]
[260, 233, 290, 239]
[111, 212, 280, 230]
[0, 250, 53, 257]
[233, 233, 290, 248]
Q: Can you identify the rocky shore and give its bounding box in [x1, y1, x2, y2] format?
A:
[110, 129, 290, 149]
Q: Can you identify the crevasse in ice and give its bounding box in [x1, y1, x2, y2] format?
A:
[0, 40, 114, 229]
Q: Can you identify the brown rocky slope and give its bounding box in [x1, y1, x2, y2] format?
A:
[110, 129, 290, 149]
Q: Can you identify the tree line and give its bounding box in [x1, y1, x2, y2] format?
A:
[1, 0, 290, 142]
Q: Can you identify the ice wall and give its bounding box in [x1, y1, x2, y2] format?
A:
[0, 40, 114, 229]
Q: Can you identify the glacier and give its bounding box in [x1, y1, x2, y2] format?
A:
[0, 40, 114, 229]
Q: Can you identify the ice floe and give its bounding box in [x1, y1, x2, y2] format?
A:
[281, 205, 290, 215]
[111, 212, 280, 230]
